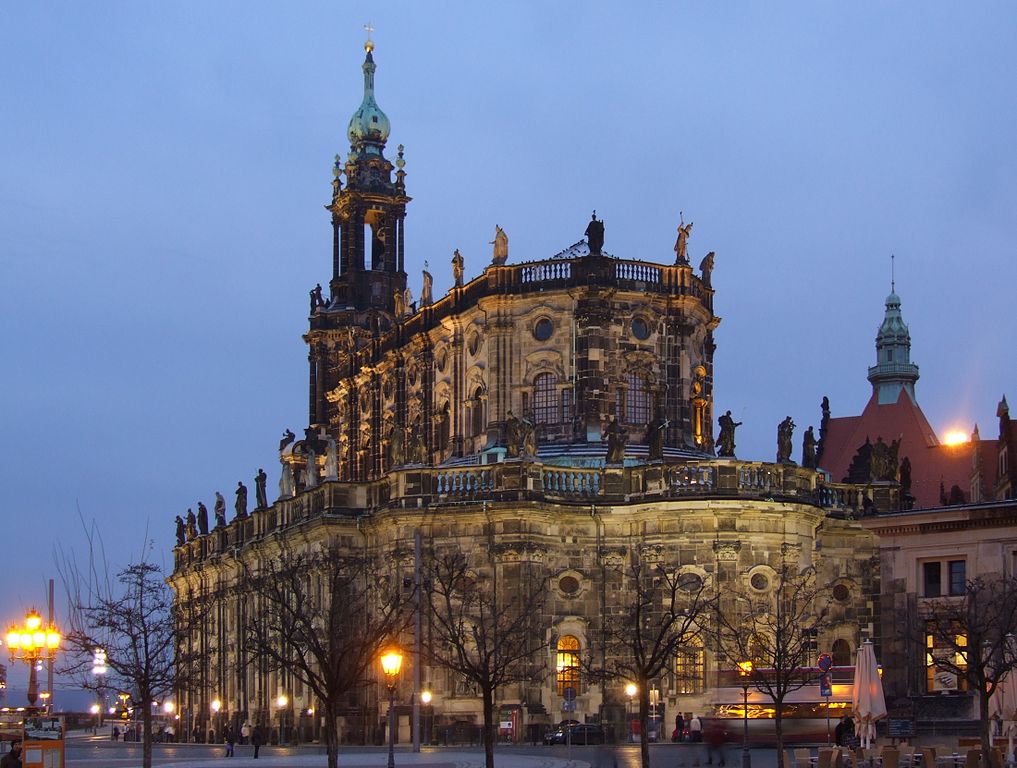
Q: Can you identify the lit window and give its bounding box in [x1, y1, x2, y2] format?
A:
[675, 641, 704, 694]
[533, 374, 557, 425]
[556, 635, 581, 696]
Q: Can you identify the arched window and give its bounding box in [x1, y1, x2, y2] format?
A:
[832, 639, 851, 667]
[470, 388, 485, 437]
[625, 373, 651, 425]
[533, 373, 557, 425]
[556, 635, 581, 696]
[675, 640, 704, 694]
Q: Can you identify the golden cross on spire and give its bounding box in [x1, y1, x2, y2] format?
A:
[364, 22, 375, 51]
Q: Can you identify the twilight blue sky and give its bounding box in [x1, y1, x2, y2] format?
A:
[2, 2, 1015, 696]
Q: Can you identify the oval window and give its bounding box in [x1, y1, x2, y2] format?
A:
[558, 575, 581, 595]
[750, 573, 769, 591]
[533, 318, 553, 341]
[632, 318, 650, 340]
[832, 583, 850, 602]
[468, 332, 481, 356]
[678, 573, 704, 592]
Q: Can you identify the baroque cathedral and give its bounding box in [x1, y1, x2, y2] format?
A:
[170, 40, 887, 744]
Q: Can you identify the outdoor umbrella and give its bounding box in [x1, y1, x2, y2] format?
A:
[990, 672, 1017, 764]
[852, 639, 887, 749]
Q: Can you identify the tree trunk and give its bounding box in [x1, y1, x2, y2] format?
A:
[325, 701, 340, 768]
[639, 685, 651, 768]
[482, 686, 496, 768]
[142, 703, 153, 768]
[774, 705, 785, 768]
[980, 690, 993, 768]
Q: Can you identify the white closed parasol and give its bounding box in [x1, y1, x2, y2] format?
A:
[852, 639, 887, 749]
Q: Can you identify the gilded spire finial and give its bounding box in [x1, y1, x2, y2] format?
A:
[364, 22, 375, 52]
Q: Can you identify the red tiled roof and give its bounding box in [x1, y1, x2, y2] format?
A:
[818, 389, 971, 509]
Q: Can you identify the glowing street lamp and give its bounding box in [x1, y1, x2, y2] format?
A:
[738, 661, 753, 768]
[381, 648, 403, 768]
[625, 683, 637, 743]
[277, 694, 289, 744]
[6, 608, 61, 708]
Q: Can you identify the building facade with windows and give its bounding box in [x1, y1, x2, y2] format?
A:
[170, 41, 887, 745]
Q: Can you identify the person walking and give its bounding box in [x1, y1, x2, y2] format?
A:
[0, 740, 23, 768]
[223, 724, 234, 757]
[251, 725, 263, 759]
[704, 720, 727, 766]
[689, 714, 702, 742]
[240, 721, 251, 745]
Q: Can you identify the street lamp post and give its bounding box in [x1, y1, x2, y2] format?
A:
[420, 691, 432, 745]
[276, 695, 288, 745]
[738, 661, 753, 768]
[6, 608, 61, 709]
[381, 648, 403, 768]
[211, 699, 222, 743]
[625, 683, 637, 743]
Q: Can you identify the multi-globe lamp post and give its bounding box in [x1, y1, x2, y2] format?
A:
[381, 648, 403, 768]
[6, 608, 60, 709]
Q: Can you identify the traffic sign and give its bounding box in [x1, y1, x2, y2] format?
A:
[564, 686, 577, 701]
[817, 653, 833, 672]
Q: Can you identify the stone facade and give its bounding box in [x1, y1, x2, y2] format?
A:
[169, 42, 887, 745]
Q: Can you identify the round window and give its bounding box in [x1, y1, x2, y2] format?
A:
[750, 573, 769, 591]
[632, 318, 650, 340]
[533, 318, 553, 341]
[558, 575, 581, 595]
[678, 573, 704, 592]
[832, 583, 850, 602]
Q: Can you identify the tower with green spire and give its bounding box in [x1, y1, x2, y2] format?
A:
[867, 289, 920, 404]
[327, 36, 409, 312]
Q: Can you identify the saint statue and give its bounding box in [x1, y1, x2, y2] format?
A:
[174, 515, 185, 546]
[213, 491, 227, 528]
[393, 288, 406, 318]
[699, 251, 715, 287]
[603, 416, 627, 464]
[584, 211, 605, 255]
[503, 410, 522, 458]
[452, 249, 465, 287]
[490, 225, 509, 265]
[279, 429, 295, 452]
[802, 426, 818, 469]
[520, 410, 538, 458]
[421, 265, 433, 306]
[185, 508, 197, 541]
[234, 481, 248, 519]
[309, 283, 324, 312]
[324, 437, 338, 480]
[196, 501, 209, 536]
[716, 410, 742, 457]
[255, 468, 268, 509]
[305, 449, 319, 489]
[644, 413, 667, 461]
[674, 218, 693, 264]
[387, 422, 405, 467]
[279, 462, 295, 499]
[776, 416, 796, 464]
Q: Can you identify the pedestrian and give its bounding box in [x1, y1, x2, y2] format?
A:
[240, 721, 251, 745]
[0, 739, 22, 768]
[112, 725, 120, 742]
[251, 725, 263, 759]
[689, 714, 702, 742]
[675, 712, 685, 742]
[223, 724, 234, 757]
[704, 720, 727, 766]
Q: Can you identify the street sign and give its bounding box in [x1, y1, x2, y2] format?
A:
[564, 686, 576, 702]
[819, 672, 832, 697]
[562, 700, 576, 711]
[817, 653, 833, 672]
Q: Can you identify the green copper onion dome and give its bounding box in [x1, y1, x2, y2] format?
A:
[347, 39, 390, 157]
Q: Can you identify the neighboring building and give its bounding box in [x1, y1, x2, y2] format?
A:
[815, 289, 973, 509]
[170, 41, 887, 745]
[860, 499, 1017, 723]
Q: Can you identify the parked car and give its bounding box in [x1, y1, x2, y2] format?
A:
[545, 723, 604, 745]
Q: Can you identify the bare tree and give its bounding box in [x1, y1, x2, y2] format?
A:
[588, 553, 717, 768]
[242, 544, 411, 768]
[63, 559, 187, 768]
[716, 565, 831, 768]
[425, 546, 547, 768]
[921, 576, 1017, 768]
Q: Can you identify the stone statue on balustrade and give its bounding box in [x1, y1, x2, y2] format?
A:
[212, 491, 226, 528]
[255, 468, 268, 508]
[716, 410, 742, 458]
[304, 449, 319, 489]
[279, 429, 295, 453]
[490, 225, 509, 266]
[603, 416, 627, 464]
[776, 416, 796, 465]
[674, 216, 693, 265]
[324, 438, 338, 480]
[185, 508, 197, 541]
[174, 515, 185, 546]
[235, 481, 248, 518]
[387, 422, 405, 467]
[196, 502, 209, 536]
[644, 413, 666, 461]
[421, 266, 433, 306]
[503, 410, 522, 458]
[452, 249, 464, 287]
[408, 415, 428, 465]
[278, 462, 295, 499]
[699, 251, 715, 287]
[520, 410, 538, 458]
[584, 211, 604, 255]
[802, 426, 818, 469]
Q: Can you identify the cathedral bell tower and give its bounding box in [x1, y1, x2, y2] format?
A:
[867, 288, 920, 405]
[327, 37, 409, 312]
